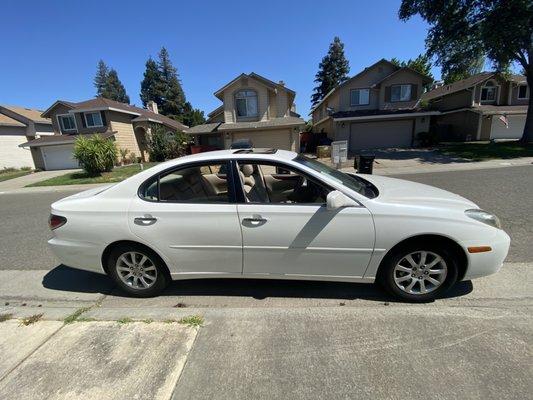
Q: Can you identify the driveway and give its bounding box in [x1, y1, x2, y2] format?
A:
[0, 169, 79, 192]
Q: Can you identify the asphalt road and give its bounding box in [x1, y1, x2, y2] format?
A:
[0, 165, 531, 271]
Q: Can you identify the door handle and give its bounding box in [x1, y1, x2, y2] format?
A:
[242, 215, 268, 225]
[134, 215, 157, 226]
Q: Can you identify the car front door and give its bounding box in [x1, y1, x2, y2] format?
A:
[235, 161, 375, 279]
[128, 161, 243, 276]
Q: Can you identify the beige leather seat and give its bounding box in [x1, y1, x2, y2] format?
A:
[240, 164, 269, 203]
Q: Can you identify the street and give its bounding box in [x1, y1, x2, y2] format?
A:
[0, 165, 531, 399]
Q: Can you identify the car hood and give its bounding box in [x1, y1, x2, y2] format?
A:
[357, 174, 478, 210]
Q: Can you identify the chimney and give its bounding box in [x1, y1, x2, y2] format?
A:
[147, 101, 158, 114]
[278, 80, 285, 86]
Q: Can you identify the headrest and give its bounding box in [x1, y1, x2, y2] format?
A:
[241, 164, 254, 177]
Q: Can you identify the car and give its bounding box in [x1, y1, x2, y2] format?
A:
[230, 138, 253, 149]
[48, 149, 510, 302]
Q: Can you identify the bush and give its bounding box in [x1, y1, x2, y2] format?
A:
[417, 131, 440, 147]
[73, 135, 118, 176]
[119, 148, 129, 165]
[147, 124, 189, 162]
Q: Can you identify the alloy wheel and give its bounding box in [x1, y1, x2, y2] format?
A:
[393, 250, 447, 295]
[116, 251, 158, 290]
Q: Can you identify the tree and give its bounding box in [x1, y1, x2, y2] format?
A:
[180, 102, 206, 127]
[146, 123, 189, 162]
[140, 57, 163, 107]
[311, 37, 350, 106]
[102, 69, 130, 103]
[399, 0, 533, 143]
[390, 54, 434, 81]
[94, 60, 109, 97]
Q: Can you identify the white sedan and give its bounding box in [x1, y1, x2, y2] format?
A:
[48, 149, 510, 301]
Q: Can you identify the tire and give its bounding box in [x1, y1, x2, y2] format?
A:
[107, 244, 169, 297]
[378, 242, 458, 302]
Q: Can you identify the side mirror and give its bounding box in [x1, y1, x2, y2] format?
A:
[326, 190, 358, 211]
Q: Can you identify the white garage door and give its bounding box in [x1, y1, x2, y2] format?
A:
[41, 144, 78, 170]
[0, 133, 35, 169]
[490, 115, 526, 139]
[349, 120, 413, 152]
[232, 130, 294, 151]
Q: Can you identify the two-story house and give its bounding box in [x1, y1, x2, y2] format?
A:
[21, 98, 187, 170]
[185, 72, 305, 151]
[311, 59, 436, 153]
[421, 72, 529, 141]
[0, 105, 54, 169]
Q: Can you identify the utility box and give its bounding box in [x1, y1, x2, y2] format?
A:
[331, 140, 348, 168]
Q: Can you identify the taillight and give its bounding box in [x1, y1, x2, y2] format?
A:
[49, 214, 67, 230]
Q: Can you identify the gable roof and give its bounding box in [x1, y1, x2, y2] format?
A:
[421, 72, 495, 101]
[214, 72, 295, 100]
[0, 105, 52, 124]
[42, 97, 188, 130]
[372, 66, 433, 88]
[0, 113, 26, 127]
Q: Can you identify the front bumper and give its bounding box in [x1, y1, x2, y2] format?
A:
[48, 237, 106, 274]
[461, 229, 511, 280]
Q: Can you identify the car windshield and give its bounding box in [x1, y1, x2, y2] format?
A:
[293, 155, 378, 199]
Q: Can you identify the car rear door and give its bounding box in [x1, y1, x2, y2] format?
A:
[235, 161, 375, 279]
[128, 160, 243, 276]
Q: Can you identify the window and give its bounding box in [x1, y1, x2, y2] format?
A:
[236, 161, 332, 204]
[481, 81, 497, 102]
[140, 163, 230, 203]
[390, 85, 412, 102]
[518, 85, 529, 99]
[350, 89, 370, 106]
[84, 112, 103, 127]
[57, 114, 76, 132]
[235, 90, 258, 117]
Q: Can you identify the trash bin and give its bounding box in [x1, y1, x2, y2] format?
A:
[355, 153, 375, 174]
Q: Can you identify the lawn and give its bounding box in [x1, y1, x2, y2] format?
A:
[0, 168, 33, 183]
[28, 163, 158, 187]
[438, 141, 533, 161]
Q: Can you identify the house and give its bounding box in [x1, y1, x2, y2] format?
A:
[311, 59, 437, 153]
[185, 73, 305, 151]
[421, 73, 529, 141]
[21, 98, 188, 170]
[0, 105, 54, 169]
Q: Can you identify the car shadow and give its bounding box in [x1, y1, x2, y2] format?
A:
[42, 265, 474, 303]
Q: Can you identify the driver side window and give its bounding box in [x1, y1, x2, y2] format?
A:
[236, 162, 331, 204]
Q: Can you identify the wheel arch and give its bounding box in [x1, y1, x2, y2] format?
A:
[376, 234, 468, 281]
[101, 240, 172, 280]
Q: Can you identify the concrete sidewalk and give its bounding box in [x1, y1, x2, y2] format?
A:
[0, 263, 531, 399]
[0, 169, 80, 192]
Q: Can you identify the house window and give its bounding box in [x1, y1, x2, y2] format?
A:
[481, 81, 497, 102]
[57, 114, 77, 132]
[84, 112, 103, 128]
[391, 85, 412, 102]
[350, 89, 370, 106]
[235, 90, 258, 118]
[518, 84, 529, 99]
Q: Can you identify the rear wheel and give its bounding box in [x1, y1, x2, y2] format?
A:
[107, 244, 168, 297]
[379, 244, 458, 302]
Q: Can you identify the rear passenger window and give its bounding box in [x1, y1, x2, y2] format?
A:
[140, 163, 230, 203]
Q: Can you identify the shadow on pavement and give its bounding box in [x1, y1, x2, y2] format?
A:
[42, 265, 474, 303]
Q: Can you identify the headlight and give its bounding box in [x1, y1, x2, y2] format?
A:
[465, 209, 501, 229]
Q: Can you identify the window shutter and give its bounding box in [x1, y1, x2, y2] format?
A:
[411, 84, 418, 100]
[385, 86, 391, 102]
[100, 111, 107, 127]
[80, 113, 86, 128]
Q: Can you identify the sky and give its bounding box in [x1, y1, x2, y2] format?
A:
[0, 0, 438, 119]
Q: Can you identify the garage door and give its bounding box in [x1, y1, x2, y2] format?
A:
[232, 130, 293, 151]
[41, 144, 79, 170]
[349, 120, 413, 152]
[490, 115, 526, 139]
[0, 132, 35, 169]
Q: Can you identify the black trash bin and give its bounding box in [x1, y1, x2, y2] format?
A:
[355, 153, 375, 174]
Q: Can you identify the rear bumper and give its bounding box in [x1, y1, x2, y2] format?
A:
[462, 229, 510, 280]
[48, 237, 106, 274]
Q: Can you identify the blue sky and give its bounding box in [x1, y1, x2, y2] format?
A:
[0, 0, 436, 118]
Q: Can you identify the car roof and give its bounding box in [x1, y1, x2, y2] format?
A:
[170, 149, 298, 163]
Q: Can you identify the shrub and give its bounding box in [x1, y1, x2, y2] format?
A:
[147, 123, 189, 161]
[73, 135, 118, 176]
[128, 152, 137, 164]
[119, 148, 129, 165]
[417, 131, 440, 147]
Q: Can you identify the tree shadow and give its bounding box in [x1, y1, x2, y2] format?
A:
[42, 265, 474, 303]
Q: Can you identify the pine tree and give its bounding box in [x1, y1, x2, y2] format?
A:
[180, 102, 206, 127]
[94, 60, 109, 97]
[140, 57, 163, 107]
[103, 69, 130, 103]
[311, 37, 350, 106]
[157, 47, 186, 117]
[390, 54, 434, 81]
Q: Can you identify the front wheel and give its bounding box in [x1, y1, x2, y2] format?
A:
[107, 244, 169, 297]
[379, 244, 458, 302]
